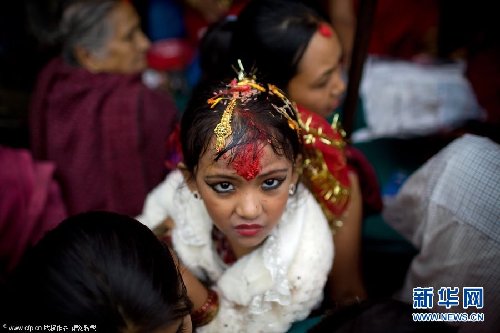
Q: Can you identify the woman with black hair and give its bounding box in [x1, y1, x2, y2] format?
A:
[1, 211, 192, 333]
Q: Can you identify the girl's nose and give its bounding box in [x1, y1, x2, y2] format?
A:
[235, 191, 262, 220]
[137, 30, 151, 51]
[331, 72, 346, 97]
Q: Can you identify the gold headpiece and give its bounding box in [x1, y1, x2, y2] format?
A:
[207, 60, 300, 152]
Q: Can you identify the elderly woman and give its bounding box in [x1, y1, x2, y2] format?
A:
[29, 0, 178, 216]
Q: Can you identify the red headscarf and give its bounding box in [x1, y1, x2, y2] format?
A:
[298, 106, 383, 225]
[298, 106, 351, 224]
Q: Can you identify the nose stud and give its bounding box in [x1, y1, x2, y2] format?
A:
[289, 184, 296, 196]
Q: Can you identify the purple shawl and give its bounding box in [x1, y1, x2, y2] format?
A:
[30, 58, 178, 216]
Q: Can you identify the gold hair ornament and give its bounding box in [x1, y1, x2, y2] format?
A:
[208, 60, 301, 152]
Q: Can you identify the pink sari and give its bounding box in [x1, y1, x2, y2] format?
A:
[0, 146, 66, 280]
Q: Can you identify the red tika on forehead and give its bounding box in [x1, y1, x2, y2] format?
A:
[318, 22, 333, 37]
[232, 143, 263, 181]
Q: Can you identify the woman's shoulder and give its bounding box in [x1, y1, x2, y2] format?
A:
[36, 56, 144, 93]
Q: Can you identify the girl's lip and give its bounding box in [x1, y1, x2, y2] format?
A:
[330, 99, 340, 110]
[234, 224, 263, 237]
[235, 224, 263, 229]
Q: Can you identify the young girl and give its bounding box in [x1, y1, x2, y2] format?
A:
[139, 69, 334, 332]
[216, 0, 382, 304]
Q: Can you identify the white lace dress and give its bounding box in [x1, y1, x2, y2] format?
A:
[138, 170, 334, 333]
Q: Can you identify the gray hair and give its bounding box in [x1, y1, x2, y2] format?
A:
[59, 0, 118, 66]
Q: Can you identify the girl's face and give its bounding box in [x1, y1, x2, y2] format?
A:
[90, 2, 150, 73]
[187, 142, 299, 258]
[287, 25, 346, 118]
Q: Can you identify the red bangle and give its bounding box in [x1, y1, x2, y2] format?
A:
[191, 288, 219, 327]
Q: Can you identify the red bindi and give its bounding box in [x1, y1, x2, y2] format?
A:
[232, 143, 263, 181]
[318, 22, 333, 37]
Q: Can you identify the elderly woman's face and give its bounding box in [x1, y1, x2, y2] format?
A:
[92, 2, 150, 73]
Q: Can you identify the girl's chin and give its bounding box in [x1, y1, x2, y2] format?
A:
[232, 234, 267, 251]
[315, 108, 334, 118]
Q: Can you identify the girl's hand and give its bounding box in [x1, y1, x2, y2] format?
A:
[162, 219, 213, 315]
[153, 217, 175, 245]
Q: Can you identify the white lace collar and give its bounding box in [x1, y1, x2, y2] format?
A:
[168, 170, 308, 314]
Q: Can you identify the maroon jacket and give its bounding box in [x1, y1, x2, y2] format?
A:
[30, 57, 178, 216]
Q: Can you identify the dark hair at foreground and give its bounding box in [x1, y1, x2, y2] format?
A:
[1, 211, 192, 332]
[227, 0, 329, 90]
[198, 16, 238, 84]
[181, 78, 302, 173]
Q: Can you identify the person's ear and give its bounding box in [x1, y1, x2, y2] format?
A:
[292, 154, 303, 185]
[178, 162, 198, 192]
[74, 46, 103, 73]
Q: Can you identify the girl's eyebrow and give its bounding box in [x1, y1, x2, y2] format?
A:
[205, 174, 239, 181]
[257, 168, 289, 179]
[316, 63, 339, 82]
[312, 69, 333, 86]
[204, 168, 289, 181]
[320, 67, 335, 79]
[314, 51, 343, 83]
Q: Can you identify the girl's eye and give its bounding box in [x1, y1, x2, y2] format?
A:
[176, 322, 188, 333]
[313, 80, 328, 89]
[175, 318, 190, 333]
[262, 178, 285, 191]
[211, 182, 234, 193]
[123, 26, 139, 42]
